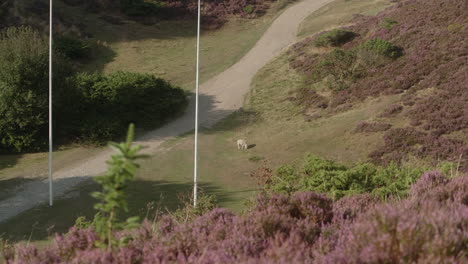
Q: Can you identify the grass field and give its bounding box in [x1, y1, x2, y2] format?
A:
[68, 0, 294, 90]
[0, 1, 293, 185]
[0, 0, 396, 242]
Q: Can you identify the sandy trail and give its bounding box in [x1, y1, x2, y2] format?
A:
[0, 0, 333, 223]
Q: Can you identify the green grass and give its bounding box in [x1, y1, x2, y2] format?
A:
[57, 0, 294, 90]
[0, 0, 294, 205]
[0, 0, 294, 187]
[128, 0, 401, 214]
[0, 0, 400, 242]
[0, 177, 237, 242]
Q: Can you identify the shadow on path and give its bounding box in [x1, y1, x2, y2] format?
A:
[0, 177, 37, 201]
[0, 176, 232, 242]
[0, 154, 21, 172]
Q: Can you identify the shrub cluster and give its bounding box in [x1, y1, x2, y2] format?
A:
[260, 154, 427, 200]
[0, 27, 188, 152]
[0, 27, 72, 152]
[54, 35, 91, 59]
[4, 172, 467, 263]
[311, 49, 363, 91]
[63, 72, 187, 143]
[314, 29, 357, 47]
[358, 38, 403, 59]
[288, 0, 467, 169]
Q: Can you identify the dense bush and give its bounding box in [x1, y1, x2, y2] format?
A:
[120, 0, 162, 17]
[0, 26, 187, 152]
[358, 38, 403, 59]
[311, 49, 362, 91]
[54, 35, 91, 59]
[4, 172, 467, 263]
[66, 72, 187, 142]
[0, 27, 72, 152]
[314, 29, 357, 47]
[261, 154, 427, 200]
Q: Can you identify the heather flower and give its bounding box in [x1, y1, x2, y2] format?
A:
[410, 171, 449, 197]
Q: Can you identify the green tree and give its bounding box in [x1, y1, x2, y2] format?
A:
[92, 124, 148, 248]
[0, 27, 72, 152]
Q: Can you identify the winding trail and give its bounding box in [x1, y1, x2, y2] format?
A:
[0, 0, 333, 223]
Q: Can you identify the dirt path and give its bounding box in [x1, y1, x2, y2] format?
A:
[0, 0, 334, 223]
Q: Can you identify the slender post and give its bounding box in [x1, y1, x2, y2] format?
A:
[193, 0, 201, 207]
[49, 0, 53, 206]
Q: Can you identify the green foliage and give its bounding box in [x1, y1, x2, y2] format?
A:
[120, 0, 161, 16]
[266, 154, 428, 200]
[170, 193, 218, 223]
[92, 124, 148, 248]
[65, 71, 188, 143]
[359, 38, 403, 59]
[314, 29, 357, 47]
[380, 18, 398, 30]
[244, 5, 254, 14]
[312, 49, 363, 91]
[0, 27, 72, 153]
[74, 216, 93, 229]
[0, 26, 187, 153]
[54, 35, 90, 59]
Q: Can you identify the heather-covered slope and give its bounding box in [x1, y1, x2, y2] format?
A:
[4, 172, 467, 263]
[289, 0, 468, 170]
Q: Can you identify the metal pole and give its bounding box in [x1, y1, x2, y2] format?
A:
[193, 0, 201, 207]
[49, 0, 53, 206]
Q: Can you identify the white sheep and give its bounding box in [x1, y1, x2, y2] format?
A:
[237, 139, 248, 150]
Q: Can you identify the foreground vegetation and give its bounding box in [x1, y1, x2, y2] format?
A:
[1, 126, 466, 263]
[0, 27, 187, 153]
[0, 1, 466, 260]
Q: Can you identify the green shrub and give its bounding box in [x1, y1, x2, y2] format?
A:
[54, 35, 90, 59]
[0, 27, 73, 152]
[359, 38, 403, 59]
[70, 71, 188, 142]
[380, 18, 398, 30]
[243, 5, 254, 14]
[170, 192, 218, 223]
[120, 0, 161, 17]
[92, 124, 146, 248]
[0, 27, 186, 153]
[266, 154, 428, 200]
[312, 49, 363, 91]
[314, 29, 357, 47]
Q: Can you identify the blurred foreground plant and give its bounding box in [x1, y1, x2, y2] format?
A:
[92, 124, 148, 249]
